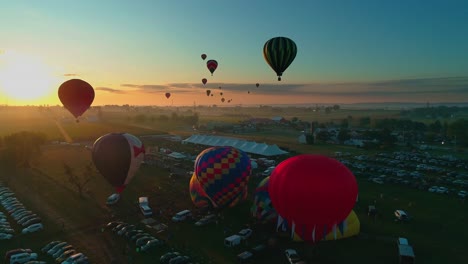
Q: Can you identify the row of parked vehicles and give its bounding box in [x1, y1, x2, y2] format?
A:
[107, 221, 164, 251]
[159, 251, 193, 264]
[4, 248, 46, 264]
[0, 184, 44, 235]
[41, 240, 89, 264]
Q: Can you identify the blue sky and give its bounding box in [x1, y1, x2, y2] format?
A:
[1, 0, 467, 105]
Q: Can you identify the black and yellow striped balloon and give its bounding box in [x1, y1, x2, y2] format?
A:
[263, 37, 297, 81]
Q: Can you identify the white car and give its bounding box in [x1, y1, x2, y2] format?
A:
[284, 249, 301, 264]
[106, 193, 120, 205]
[22, 223, 43, 234]
[238, 229, 253, 240]
[0, 233, 13, 240]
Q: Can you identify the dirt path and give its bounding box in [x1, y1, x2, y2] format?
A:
[9, 169, 124, 263]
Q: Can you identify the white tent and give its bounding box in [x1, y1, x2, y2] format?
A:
[182, 135, 288, 156]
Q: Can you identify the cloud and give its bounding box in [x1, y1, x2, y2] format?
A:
[63, 73, 78, 76]
[95, 87, 126, 94]
[116, 77, 468, 101]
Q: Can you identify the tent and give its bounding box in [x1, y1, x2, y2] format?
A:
[182, 135, 288, 157]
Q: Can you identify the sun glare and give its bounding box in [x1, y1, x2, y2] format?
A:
[0, 50, 60, 102]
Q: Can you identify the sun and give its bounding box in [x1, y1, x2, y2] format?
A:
[0, 50, 60, 102]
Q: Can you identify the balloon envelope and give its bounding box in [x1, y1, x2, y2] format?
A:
[202, 78, 207, 85]
[263, 37, 297, 81]
[194, 146, 251, 209]
[58, 79, 95, 119]
[251, 177, 277, 223]
[165, 92, 171, 99]
[256, 83, 260, 88]
[92, 133, 145, 193]
[189, 173, 214, 208]
[206, 60, 218, 76]
[206, 90, 211, 96]
[269, 154, 358, 242]
[201, 54, 207, 60]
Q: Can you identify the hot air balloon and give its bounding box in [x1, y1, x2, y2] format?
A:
[211, 94, 214, 97]
[202, 78, 207, 85]
[58, 79, 95, 122]
[251, 177, 277, 223]
[201, 54, 207, 60]
[256, 83, 260, 88]
[194, 146, 251, 209]
[189, 173, 214, 208]
[248, 91, 250, 94]
[219, 86, 222, 90]
[206, 60, 218, 76]
[220, 92, 223, 96]
[221, 98, 225, 103]
[263, 37, 297, 81]
[92, 133, 145, 194]
[206, 90, 211, 96]
[269, 155, 358, 243]
[165, 92, 171, 99]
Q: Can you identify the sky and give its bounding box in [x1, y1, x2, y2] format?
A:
[0, 0, 467, 106]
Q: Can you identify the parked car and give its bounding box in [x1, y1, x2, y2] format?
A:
[136, 236, 154, 246]
[130, 232, 150, 242]
[168, 255, 191, 264]
[194, 214, 216, 226]
[238, 229, 253, 240]
[5, 249, 33, 262]
[61, 252, 84, 264]
[42, 241, 62, 253]
[56, 249, 77, 263]
[284, 249, 301, 264]
[117, 225, 135, 236]
[22, 223, 44, 234]
[140, 239, 162, 252]
[394, 210, 410, 221]
[139, 197, 153, 217]
[53, 245, 74, 259]
[106, 193, 120, 205]
[21, 218, 42, 227]
[48, 242, 68, 255]
[172, 210, 192, 222]
[0, 233, 13, 240]
[8, 252, 38, 264]
[458, 190, 467, 198]
[160, 252, 181, 264]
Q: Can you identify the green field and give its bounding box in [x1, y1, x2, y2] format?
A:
[0, 107, 467, 264]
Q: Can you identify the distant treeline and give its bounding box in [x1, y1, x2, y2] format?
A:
[0, 131, 47, 168]
[401, 106, 468, 118]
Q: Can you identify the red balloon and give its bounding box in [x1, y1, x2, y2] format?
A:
[165, 92, 171, 99]
[202, 78, 207, 85]
[58, 79, 94, 119]
[269, 155, 358, 242]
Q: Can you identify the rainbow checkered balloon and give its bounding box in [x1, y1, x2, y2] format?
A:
[251, 177, 277, 223]
[189, 173, 214, 208]
[195, 146, 251, 209]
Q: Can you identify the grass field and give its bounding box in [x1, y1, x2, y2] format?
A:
[0, 107, 467, 263]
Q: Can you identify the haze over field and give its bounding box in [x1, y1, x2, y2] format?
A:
[1, 0, 468, 106]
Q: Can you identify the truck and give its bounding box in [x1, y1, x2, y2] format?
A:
[224, 235, 241, 247]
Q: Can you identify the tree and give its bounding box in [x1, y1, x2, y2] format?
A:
[359, 117, 371, 127]
[64, 162, 94, 198]
[291, 117, 299, 123]
[333, 104, 340, 111]
[2, 131, 47, 167]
